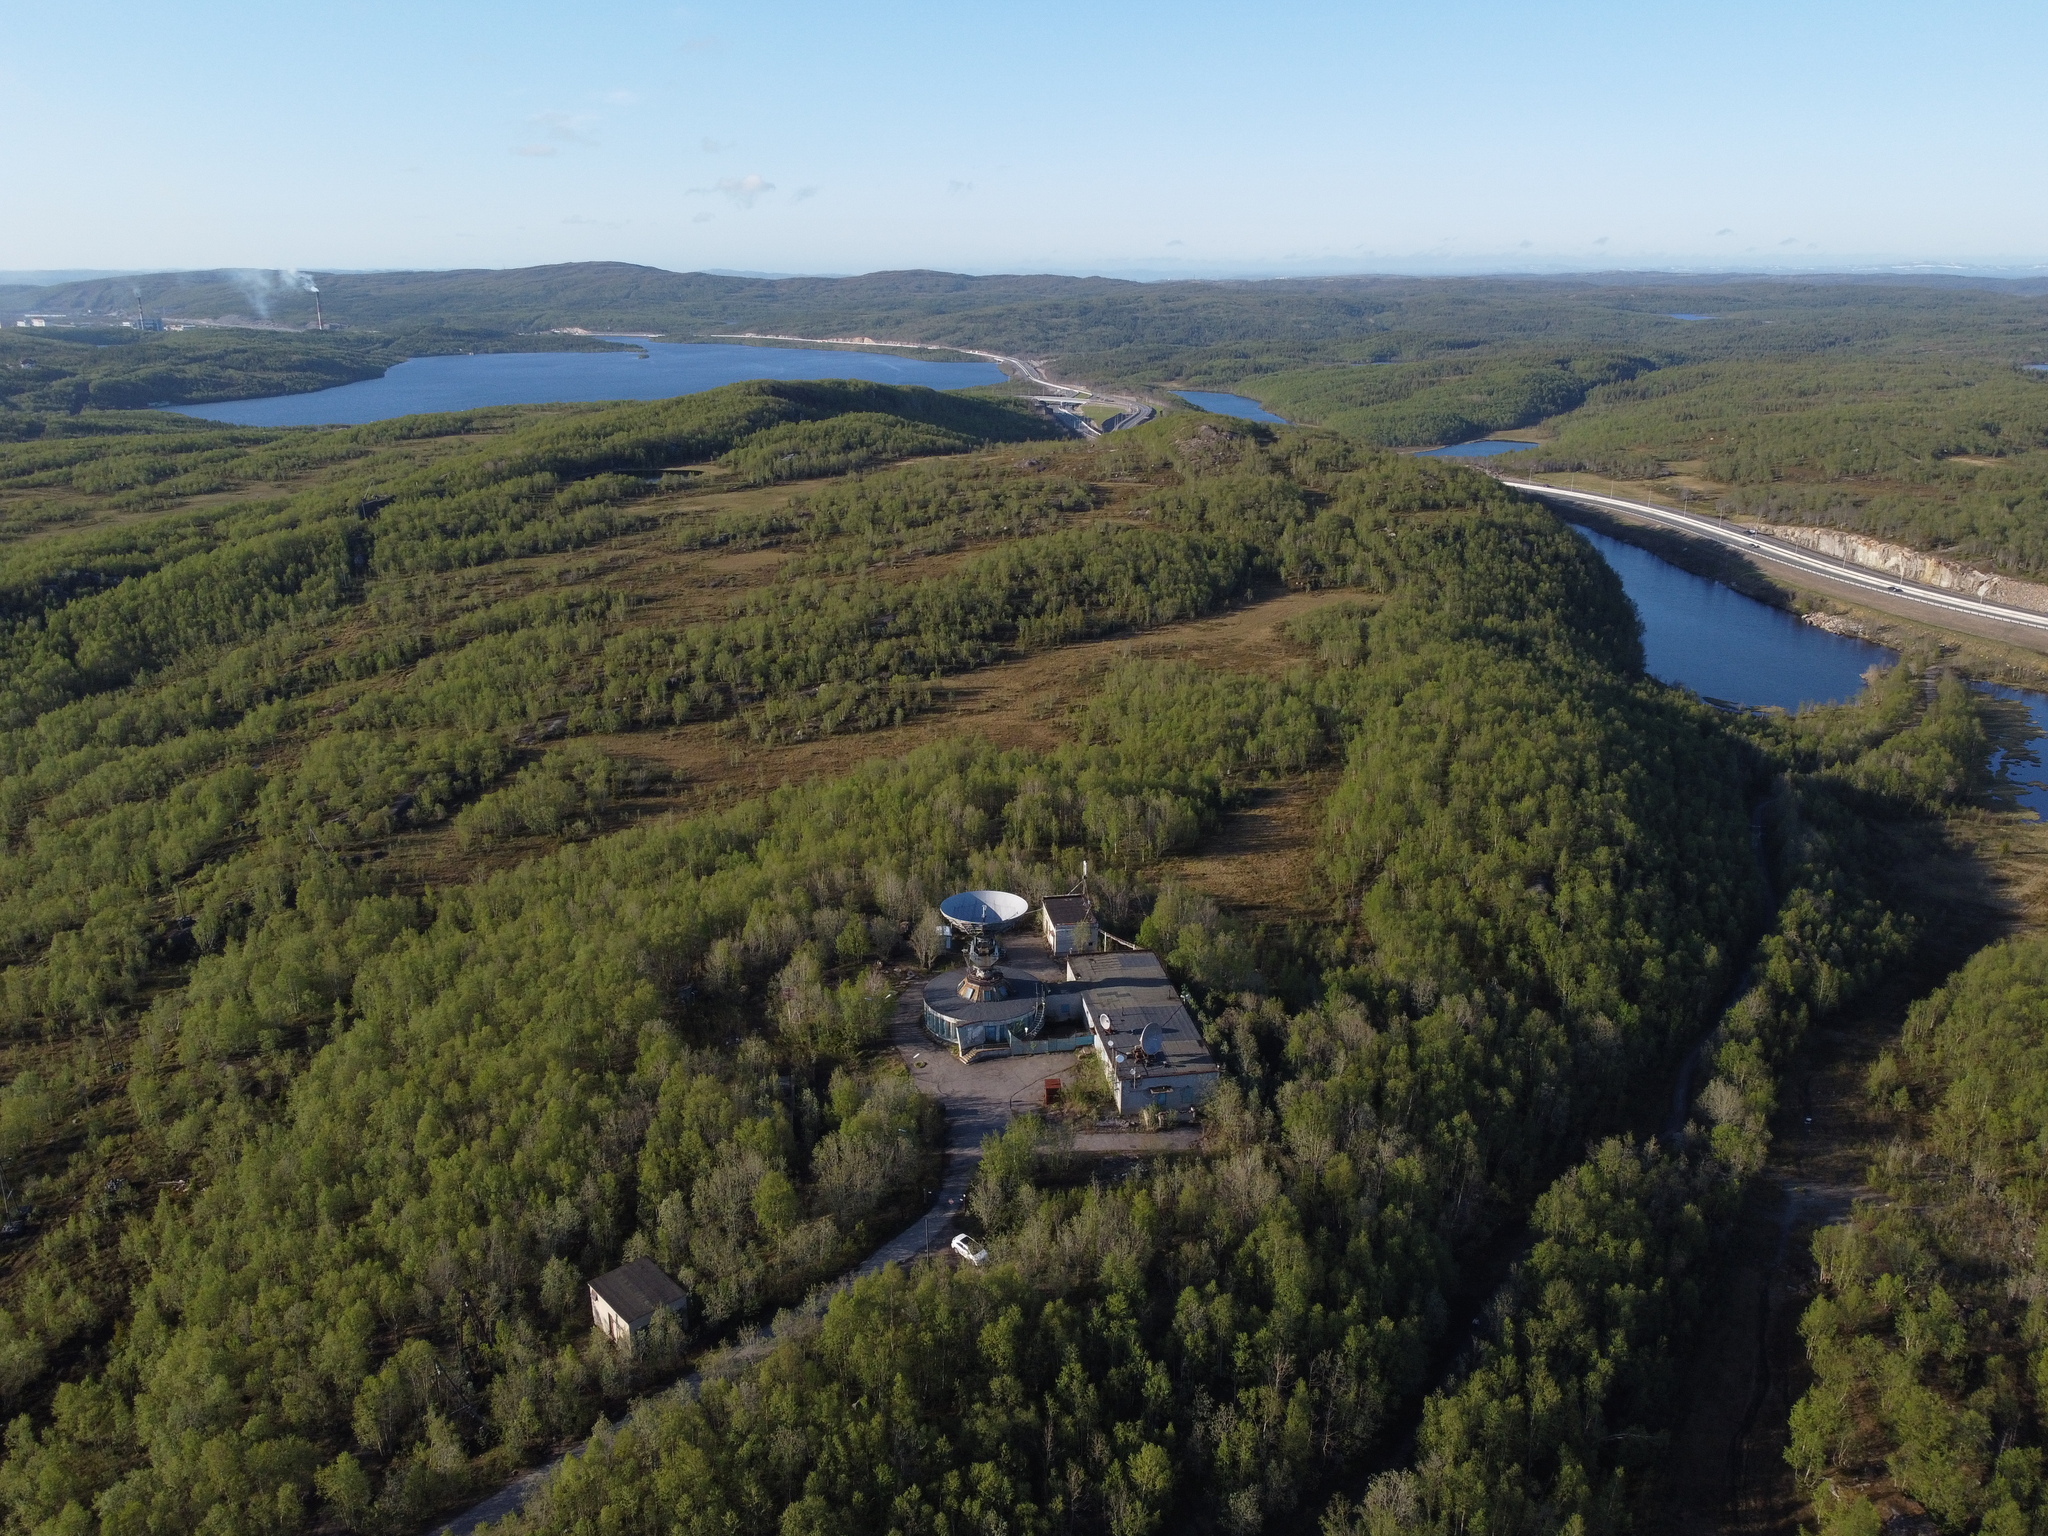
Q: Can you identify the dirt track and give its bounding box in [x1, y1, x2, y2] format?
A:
[1651, 809, 2048, 1534]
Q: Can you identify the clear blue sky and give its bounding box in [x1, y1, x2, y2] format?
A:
[4, 0, 2042, 278]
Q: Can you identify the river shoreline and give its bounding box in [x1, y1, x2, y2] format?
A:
[1545, 494, 2048, 693]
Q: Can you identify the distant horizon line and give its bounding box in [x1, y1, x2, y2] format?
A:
[6, 259, 2048, 287]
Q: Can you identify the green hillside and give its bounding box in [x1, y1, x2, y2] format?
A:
[0, 379, 1992, 1535]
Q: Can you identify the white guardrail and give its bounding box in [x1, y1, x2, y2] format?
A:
[1499, 478, 2048, 636]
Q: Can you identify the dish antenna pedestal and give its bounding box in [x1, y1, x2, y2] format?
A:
[938, 890, 1029, 1003]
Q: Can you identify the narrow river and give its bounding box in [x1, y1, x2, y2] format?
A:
[1567, 520, 2048, 817]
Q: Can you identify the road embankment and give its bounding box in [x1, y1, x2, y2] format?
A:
[1505, 478, 2048, 676]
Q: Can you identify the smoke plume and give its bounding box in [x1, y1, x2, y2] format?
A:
[228, 269, 320, 318]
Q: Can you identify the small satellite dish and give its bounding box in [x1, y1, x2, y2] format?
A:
[939, 889, 1028, 935]
[1139, 1022, 1164, 1057]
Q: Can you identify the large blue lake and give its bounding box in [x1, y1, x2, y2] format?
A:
[173, 340, 1006, 426]
[1173, 390, 1287, 423]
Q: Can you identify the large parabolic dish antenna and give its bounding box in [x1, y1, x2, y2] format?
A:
[939, 889, 1029, 935]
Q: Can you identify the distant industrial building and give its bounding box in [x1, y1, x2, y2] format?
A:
[587, 1258, 688, 1343]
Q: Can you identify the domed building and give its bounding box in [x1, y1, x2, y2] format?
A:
[919, 933, 1047, 1053]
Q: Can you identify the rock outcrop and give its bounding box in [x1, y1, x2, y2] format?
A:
[1761, 525, 2048, 616]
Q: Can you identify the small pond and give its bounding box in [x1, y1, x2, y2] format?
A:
[1419, 439, 1539, 459]
[172, 340, 1006, 426]
[1978, 685, 2048, 818]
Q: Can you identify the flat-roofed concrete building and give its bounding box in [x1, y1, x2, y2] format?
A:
[588, 1258, 688, 1343]
[1069, 951, 1221, 1115]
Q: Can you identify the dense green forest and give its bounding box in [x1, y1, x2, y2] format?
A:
[9, 265, 2042, 380]
[505, 648, 1984, 1536]
[0, 342, 2016, 1536]
[1787, 932, 2048, 1536]
[1495, 356, 2048, 576]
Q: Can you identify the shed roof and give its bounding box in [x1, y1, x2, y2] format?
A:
[589, 1258, 686, 1321]
[1042, 895, 1092, 926]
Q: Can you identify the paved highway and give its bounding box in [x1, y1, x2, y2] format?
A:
[1500, 478, 2048, 637]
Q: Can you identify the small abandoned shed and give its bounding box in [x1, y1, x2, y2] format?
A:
[1040, 894, 1095, 955]
[588, 1258, 689, 1343]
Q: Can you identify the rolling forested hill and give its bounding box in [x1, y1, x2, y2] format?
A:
[0, 370, 1995, 1535]
[9, 263, 2048, 577]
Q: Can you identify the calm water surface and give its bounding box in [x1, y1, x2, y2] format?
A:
[1420, 440, 1538, 459]
[1573, 521, 2048, 815]
[1570, 522, 1892, 710]
[1173, 390, 1287, 423]
[1980, 685, 2048, 817]
[173, 341, 1006, 426]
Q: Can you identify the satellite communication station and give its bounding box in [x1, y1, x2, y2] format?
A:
[923, 889, 1043, 1051]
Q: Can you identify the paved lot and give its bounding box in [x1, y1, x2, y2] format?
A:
[887, 934, 1098, 1250]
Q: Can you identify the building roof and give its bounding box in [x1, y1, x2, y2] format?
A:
[1071, 952, 1217, 1079]
[1066, 950, 1169, 985]
[1042, 895, 1092, 926]
[922, 969, 1044, 1027]
[589, 1257, 687, 1321]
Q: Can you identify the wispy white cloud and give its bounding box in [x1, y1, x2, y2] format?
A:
[604, 88, 638, 105]
[534, 110, 598, 145]
[688, 172, 774, 208]
[679, 35, 717, 52]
